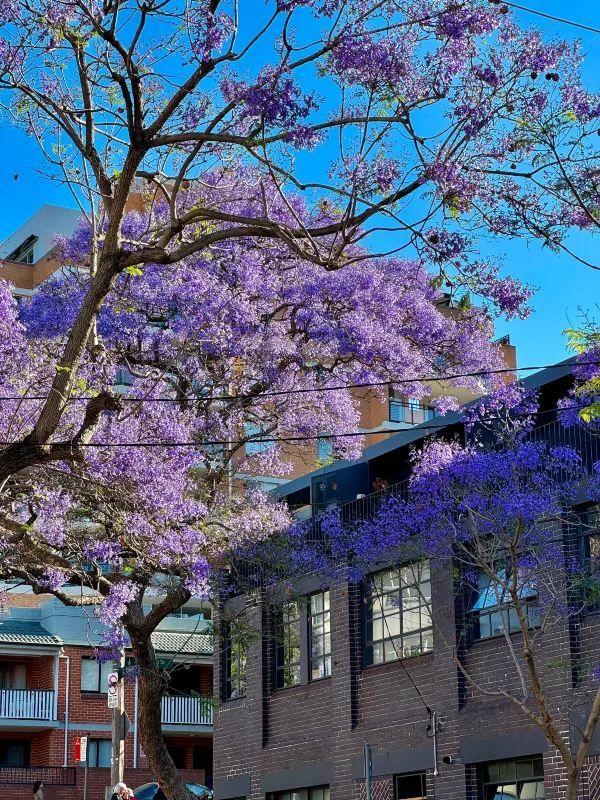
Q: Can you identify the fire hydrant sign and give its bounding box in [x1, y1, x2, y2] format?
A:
[107, 671, 119, 708]
[74, 736, 87, 762]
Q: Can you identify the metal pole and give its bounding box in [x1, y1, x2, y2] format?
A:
[83, 751, 89, 800]
[63, 656, 70, 767]
[432, 711, 439, 777]
[364, 743, 372, 800]
[110, 649, 126, 788]
[133, 675, 139, 769]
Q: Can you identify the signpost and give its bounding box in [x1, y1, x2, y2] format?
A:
[75, 736, 89, 800]
[107, 671, 119, 709]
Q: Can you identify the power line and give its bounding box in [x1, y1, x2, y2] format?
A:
[0, 360, 594, 404]
[495, 1, 600, 35]
[0, 401, 588, 448]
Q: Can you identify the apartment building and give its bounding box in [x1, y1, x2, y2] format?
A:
[213, 359, 600, 800]
[0, 591, 213, 800]
[0, 205, 80, 297]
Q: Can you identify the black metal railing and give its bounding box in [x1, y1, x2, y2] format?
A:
[232, 418, 599, 585]
[0, 766, 76, 785]
[389, 399, 437, 425]
[305, 418, 600, 541]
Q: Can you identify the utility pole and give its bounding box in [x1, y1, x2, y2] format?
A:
[110, 649, 126, 790]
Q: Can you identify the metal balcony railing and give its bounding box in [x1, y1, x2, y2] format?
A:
[232, 417, 600, 586]
[0, 689, 56, 721]
[389, 399, 437, 426]
[305, 418, 600, 542]
[161, 694, 213, 725]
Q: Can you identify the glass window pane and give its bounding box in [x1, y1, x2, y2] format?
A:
[402, 633, 423, 658]
[382, 570, 400, 591]
[100, 661, 112, 694]
[520, 781, 545, 799]
[98, 740, 112, 768]
[371, 642, 383, 665]
[403, 609, 422, 633]
[81, 659, 99, 692]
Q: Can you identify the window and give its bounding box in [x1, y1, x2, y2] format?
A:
[316, 435, 334, 463]
[395, 772, 427, 799]
[275, 601, 302, 689]
[580, 505, 600, 607]
[481, 756, 544, 799]
[270, 788, 330, 800]
[0, 740, 30, 768]
[0, 662, 26, 689]
[389, 391, 436, 425]
[309, 591, 331, 680]
[224, 619, 248, 700]
[81, 657, 112, 693]
[88, 739, 112, 768]
[245, 422, 274, 455]
[469, 565, 538, 640]
[365, 562, 433, 666]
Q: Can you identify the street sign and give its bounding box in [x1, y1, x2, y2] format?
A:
[107, 671, 119, 708]
[74, 737, 81, 762]
[80, 736, 88, 763]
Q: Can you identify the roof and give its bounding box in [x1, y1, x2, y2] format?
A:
[0, 618, 63, 647]
[273, 356, 578, 500]
[151, 631, 213, 657]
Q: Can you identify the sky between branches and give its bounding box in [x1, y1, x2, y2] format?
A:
[0, 0, 598, 367]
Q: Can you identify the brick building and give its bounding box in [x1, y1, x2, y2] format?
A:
[0, 591, 214, 800]
[213, 359, 600, 800]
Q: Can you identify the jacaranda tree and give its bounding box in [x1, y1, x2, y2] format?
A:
[0, 0, 599, 797]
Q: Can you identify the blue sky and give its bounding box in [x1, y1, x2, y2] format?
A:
[0, 0, 598, 371]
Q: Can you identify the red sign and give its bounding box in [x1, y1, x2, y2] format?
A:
[74, 737, 81, 762]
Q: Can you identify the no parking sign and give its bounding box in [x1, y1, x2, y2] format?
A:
[107, 671, 119, 708]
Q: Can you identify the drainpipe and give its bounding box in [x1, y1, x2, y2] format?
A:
[133, 676, 139, 769]
[52, 652, 60, 721]
[63, 656, 70, 767]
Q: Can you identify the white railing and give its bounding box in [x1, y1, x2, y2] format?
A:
[0, 689, 56, 720]
[161, 695, 213, 726]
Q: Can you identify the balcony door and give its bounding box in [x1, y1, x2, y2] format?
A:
[0, 661, 27, 689]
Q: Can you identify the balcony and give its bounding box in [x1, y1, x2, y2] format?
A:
[0, 689, 56, 721]
[161, 694, 213, 726]
[389, 399, 437, 426]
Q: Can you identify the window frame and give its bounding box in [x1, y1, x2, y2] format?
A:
[223, 619, 248, 701]
[274, 600, 303, 690]
[80, 656, 112, 694]
[364, 562, 433, 667]
[394, 771, 427, 800]
[468, 562, 539, 642]
[480, 755, 544, 799]
[308, 590, 331, 682]
[578, 504, 600, 612]
[269, 787, 330, 800]
[87, 738, 112, 768]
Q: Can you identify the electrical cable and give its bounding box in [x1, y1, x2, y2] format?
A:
[0, 360, 595, 404]
[494, 0, 600, 35]
[0, 400, 588, 448]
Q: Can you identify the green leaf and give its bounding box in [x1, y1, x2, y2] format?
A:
[124, 266, 143, 276]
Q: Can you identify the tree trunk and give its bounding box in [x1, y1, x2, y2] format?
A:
[128, 624, 195, 800]
[565, 767, 582, 800]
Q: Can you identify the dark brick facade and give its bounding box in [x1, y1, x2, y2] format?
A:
[213, 561, 600, 800]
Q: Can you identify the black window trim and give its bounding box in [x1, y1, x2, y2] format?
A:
[363, 561, 434, 668]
